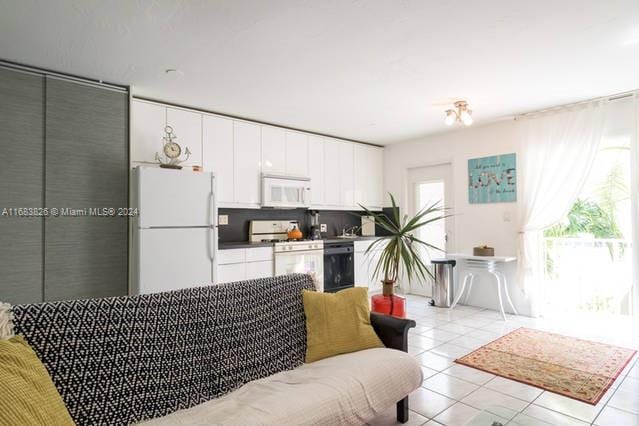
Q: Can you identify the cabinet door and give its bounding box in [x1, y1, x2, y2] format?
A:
[245, 247, 273, 262]
[131, 100, 165, 163]
[353, 144, 369, 207]
[323, 139, 341, 206]
[245, 261, 273, 280]
[261, 126, 286, 174]
[307, 136, 325, 206]
[354, 251, 369, 288]
[339, 142, 354, 207]
[233, 121, 261, 206]
[285, 131, 308, 177]
[368, 250, 384, 291]
[354, 144, 384, 209]
[0, 68, 44, 304]
[218, 263, 246, 284]
[166, 107, 202, 167]
[371, 147, 384, 208]
[203, 115, 234, 204]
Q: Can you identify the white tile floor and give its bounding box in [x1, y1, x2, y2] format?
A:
[370, 294, 639, 426]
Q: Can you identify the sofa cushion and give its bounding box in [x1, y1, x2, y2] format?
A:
[139, 347, 423, 425]
[303, 287, 384, 362]
[0, 336, 74, 426]
[11, 274, 315, 426]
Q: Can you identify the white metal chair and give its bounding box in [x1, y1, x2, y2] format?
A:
[450, 258, 517, 320]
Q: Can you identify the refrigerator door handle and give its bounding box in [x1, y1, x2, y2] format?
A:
[209, 190, 217, 261]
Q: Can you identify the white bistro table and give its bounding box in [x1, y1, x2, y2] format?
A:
[448, 254, 517, 320]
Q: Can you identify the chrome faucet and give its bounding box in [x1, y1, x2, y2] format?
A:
[341, 226, 360, 237]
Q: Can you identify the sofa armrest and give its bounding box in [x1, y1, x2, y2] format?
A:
[370, 312, 416, 352]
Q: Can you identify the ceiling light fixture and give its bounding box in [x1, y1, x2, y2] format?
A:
[165, 68, 184, 77]
[444, 101, 473, 126]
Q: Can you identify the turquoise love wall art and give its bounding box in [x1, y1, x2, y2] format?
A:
[468, 153, 517, 203]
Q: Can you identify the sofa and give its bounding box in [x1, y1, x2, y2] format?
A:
[7, 274, 422, 425]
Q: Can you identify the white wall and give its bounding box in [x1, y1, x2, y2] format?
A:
[384, 120, 534, 316]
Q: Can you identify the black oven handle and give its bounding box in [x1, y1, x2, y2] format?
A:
[324, 246, 354, 255]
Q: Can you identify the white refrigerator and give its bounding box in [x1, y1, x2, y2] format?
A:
[132, 166, 217, 294]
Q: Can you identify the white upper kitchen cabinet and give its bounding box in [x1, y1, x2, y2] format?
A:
[165, 107, 202, 167]
[202, 114, 234, 204]
[353, 144, 368, 207]
[307, 135, 325, 206]
[354, 144, 384, 209]
[285, 131, 309, 177]
[323, 139, 341, 206]
[233, 121, 262, 207]
[261, 126, 287, 175]
[371, 146, 384, 208]
[338, 141, 354, 208]
[131, 100, 166, 163]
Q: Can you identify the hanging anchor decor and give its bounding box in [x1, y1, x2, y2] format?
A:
[155, 125, 191, 169]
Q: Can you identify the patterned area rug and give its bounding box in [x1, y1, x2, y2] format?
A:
[456, 327, 636, 405]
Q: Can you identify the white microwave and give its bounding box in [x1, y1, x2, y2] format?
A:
[261, 174, 311, 208]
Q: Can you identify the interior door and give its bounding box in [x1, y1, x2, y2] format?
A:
[406, 163, 454, 296]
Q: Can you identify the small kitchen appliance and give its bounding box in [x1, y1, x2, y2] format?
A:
[261, 174, 311, 208]
[287, 221, 303, 240]
[309, 210, 322, 240]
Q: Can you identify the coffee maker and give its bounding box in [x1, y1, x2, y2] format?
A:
[309, 210, 322, 240]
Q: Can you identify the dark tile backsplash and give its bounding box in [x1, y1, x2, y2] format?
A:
[218, 207, 396, 242]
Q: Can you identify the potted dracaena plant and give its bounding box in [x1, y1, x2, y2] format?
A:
[359, 194, 449, 317]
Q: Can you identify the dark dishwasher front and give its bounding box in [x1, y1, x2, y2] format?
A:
[323, 241, 355, 293]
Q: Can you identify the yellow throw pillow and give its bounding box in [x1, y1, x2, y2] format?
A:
[303, 287, 384, 363]
[0, 336, 75, 426]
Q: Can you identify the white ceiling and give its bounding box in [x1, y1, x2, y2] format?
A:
[2, 0, 639, 144]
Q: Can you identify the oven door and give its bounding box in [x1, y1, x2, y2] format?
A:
[262, 175, 311, 208]
[323, 245, 355, 293]
[275, 250, 324, 291]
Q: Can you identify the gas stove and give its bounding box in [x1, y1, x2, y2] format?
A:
[274, 239, 323, 253]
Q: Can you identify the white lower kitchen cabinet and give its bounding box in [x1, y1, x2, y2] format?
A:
[217, 263, 245, 284]
[217, 246, 274, 284]
[245, 261, 274, 280]
[354, 240, 386, 291]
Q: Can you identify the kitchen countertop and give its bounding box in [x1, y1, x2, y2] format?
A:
[218, 241, 275, 250]
[218, 236, 382, 250]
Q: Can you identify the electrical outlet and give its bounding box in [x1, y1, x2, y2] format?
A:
[218, 214, 229, 225]
[320, 224, 327, 232]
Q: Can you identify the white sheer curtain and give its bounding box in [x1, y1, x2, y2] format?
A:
[517, 103, 607, 316]
[631, 97, 639, 315]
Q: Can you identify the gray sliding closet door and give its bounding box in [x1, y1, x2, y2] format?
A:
[44, 78, 128, 301]
[0, 68, 45, 304]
